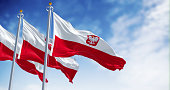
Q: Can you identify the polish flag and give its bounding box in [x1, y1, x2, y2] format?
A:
[16, 59, 48, 82]
[49, 57, 79, 83]
[0, 25, 45, 82]
[52, 12, 126, 71]
[0, 25, 20, 61]
[20, 19, 79, 82]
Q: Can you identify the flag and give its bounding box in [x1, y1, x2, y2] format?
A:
[50, 57, 79, 83]
[0, 25, 20, 61]
[16, 59, 48, 82]
[52, 12, 126, 71]
[20, 19, 79, 82]
[0, 25, 45, 82]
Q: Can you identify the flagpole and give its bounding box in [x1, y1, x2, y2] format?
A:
[8, 10, 23, 90]
[42, 2, 53, 90]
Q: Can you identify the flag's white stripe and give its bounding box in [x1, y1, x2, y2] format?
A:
[28, 60, 43, 73]
[55, 57, 79, 71]
[53, 12, 115, 56]
[0, 25, 21, 54]
[28, 57, 79, 73]
[28, 57, 79, 72]
[23, 19, 47, 52]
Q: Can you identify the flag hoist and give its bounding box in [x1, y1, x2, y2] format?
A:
[42, 2, 53, 90]
[8, 10, 23, 90]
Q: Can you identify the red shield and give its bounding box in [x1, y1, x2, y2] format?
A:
[86, 35, 100, 46]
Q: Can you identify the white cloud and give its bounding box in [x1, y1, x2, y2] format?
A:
[142, 0, 162, 8]
[104, 0, 136, 4]
[107, 0, 169, 90]
[25, 84, 41, 90]
[13, 84, 42, 90]
[106, 7, 122, 22]
[0, 86, 7, 90]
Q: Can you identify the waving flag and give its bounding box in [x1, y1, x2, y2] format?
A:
[16, 59, 48, 82]
[53, 57, 79, 83]
[0, 25, 46, 82]
[20, 19, 79, 82]
[52, 12, 126, 71]
[0, 25, 20, 61]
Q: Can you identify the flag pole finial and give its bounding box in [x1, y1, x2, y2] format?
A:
[49, 2, 52, 6]
[20, 10, 23, 13]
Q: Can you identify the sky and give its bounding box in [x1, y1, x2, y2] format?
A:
[0, 0, 169, 90]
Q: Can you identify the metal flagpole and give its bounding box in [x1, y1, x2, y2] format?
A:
[42, 2, 53, 90]
[8, 10, 24, 90]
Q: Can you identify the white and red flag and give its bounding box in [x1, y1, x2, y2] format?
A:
[19, 19, 79, 83]
[0, 25, 20, 61]
[52, 12, 126, 71]
[0, 25, 45, 82]
[16, 59, 48, 82]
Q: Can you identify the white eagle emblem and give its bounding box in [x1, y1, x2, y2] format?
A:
[86, 35, 100, 46]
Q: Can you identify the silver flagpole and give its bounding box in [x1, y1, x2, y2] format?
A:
[8, 10, 23, 90]
[42, 2, 53, 90]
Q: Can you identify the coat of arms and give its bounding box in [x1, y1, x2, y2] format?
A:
[86, 35, 100, 46]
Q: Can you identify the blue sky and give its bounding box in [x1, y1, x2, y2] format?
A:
[0, 0, 169, 90]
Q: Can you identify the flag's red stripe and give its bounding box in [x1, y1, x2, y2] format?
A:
[16, 59, 48, 83]
[48, 56, 77, 83]
[20, 40, 77, 82]
[0, 42, 14, 61]
[53, 36, 126, 71]
[20, 40, 45, 64]
[59, 63, 77, 83]
[50, 56, 77, 83]
[49, 57, 77, 83]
